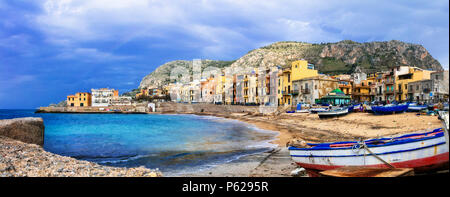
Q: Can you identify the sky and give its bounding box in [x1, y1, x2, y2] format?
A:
[0, 0, 448, 109]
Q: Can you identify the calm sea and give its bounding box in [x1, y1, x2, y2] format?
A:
[0, 109, 278, 176]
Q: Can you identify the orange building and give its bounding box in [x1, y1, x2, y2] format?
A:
[67, 92, 92, 107]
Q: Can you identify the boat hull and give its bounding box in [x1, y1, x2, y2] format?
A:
[289, 129, 449, 176]
[318, 108, 348, 118]
[407, 105, 427, 112]
[372, 104, 409, 115]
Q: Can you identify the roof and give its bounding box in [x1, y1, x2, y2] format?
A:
[320, 88, 351, 99]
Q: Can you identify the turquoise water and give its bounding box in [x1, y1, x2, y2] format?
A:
[0, 109, 278, 175]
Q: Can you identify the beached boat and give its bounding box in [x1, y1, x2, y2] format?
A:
[407, 103, 427, 112]
[309, 108, 329, 114]
[347, 105, 354, 113]
[296, 103, 310, 113]
[371, 104, 409, 115]
[365, 105, 373, 113]
[288, 128, 449, 176]
[317, 107, 348, 118]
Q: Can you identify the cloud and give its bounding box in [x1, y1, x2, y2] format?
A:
[55, 47, 134, 62]
[25, 0, 447, 67]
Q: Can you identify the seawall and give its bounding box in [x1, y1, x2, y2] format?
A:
[156, 102, 262, 113]
[0, 117, 45, 146]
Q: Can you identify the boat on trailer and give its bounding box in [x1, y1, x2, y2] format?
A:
[371, 104, 409, 115]
[288, 127, 449, 177]
[317, 107, 349, 118]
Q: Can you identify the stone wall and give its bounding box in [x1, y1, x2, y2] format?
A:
[156, 102, 261, 113]
[0, 117, 45, 146]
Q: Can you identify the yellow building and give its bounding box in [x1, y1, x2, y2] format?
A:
[395, 67, 433, 101]
[214, 75, 226, 104]
[67, 92, 92, 107]
[278, 60, 318, 106]
[352, 76, 375, 102]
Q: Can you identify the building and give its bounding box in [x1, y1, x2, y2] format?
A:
[92, 88, 118, 107]
[318, 88, 351, 105]
[383, 70, 396, 101]
[394, 66, 433, 102]
[111, 96, 132, 106]
[279, 60, 319, 106]
[352, 76, 375, 102]
[200, 77, 215, 103]
[67, 92, 92, 107]
[430, 71, 449, 102]
[374, 72, 385, 102]
[333, 74, 353, 98]
[351, 66, 367, 85]
[407, 70, 449, 102]
[258, 66, 279, 106]
[214, 75, 226, 104]
[292, 75, 338, 104]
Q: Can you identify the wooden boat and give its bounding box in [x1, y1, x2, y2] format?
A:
[288, 128, 449, 177]
[296, 103, 310, 113]
[309, 108, 329, 114]
[371, 104, 409, 115]
[408, 103, 427, 112]
[347, 105, 354, 113]
[317, 107, 348, 118]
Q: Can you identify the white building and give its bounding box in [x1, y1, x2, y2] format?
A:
[91, 88, 117, 107]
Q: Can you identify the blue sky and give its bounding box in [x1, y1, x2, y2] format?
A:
[0, 0, 448, 109]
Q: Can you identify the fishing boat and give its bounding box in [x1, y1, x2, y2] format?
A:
[309, 108, 329, 114]
[365, 105, 373, 113]
[296, 103, 310, 113]
[407, 103, 427, 112]
[288, 127, 449, 177]
[371, 104, 409, 115]
[317, 107, 348, 118]
[347, 105, 354, 113]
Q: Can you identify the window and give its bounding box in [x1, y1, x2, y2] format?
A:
[435, 75, 439, 80]
[315, 85, 317, 90]
[288, 74, 290, 82]
[405, 84, 408, 90]
[416, 85, 419, 90]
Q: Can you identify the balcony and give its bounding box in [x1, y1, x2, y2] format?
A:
[384, 90, 394, 94]
[385, 80, 394, 85]
[301, 89, 311, 94]
[292, 90, 299, 95]
[282, 90, 292, 96]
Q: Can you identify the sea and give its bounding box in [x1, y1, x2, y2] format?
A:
[0, 109, 278, 176]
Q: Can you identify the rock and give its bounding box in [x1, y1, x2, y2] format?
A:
[290, 168, 306, 177]
[0, 117, 45, 146]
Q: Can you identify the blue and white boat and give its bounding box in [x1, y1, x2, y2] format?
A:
[309, 108, 329, 114]
[317, 107, 349, 118]
[289, 128, 449, 176]
[371, 104, 409, 115]
[407, 103, 427, 112]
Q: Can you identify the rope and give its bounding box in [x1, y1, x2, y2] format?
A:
[360, 142, 395, 169]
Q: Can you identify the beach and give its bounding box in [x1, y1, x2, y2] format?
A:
[176, 112, 443, 177]
[0, 110, 444, 177]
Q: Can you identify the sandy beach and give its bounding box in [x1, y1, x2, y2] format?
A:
[177, 112, 444, 177]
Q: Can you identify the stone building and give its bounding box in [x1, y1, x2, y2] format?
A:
[292, 75, 339, 105]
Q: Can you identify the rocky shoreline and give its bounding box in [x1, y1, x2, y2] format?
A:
[0, 117, 161, 177]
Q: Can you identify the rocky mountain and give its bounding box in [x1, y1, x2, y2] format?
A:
[139, 40, 442, 89]
[139, 60, 234, 88]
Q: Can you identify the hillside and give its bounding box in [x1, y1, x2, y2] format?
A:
[139, 40, 442, 89]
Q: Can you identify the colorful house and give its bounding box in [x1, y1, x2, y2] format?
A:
[67, 92, 92, 107]
[279, 60, 319, 106]
[394, 66, 433, 102]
